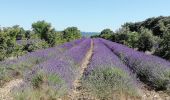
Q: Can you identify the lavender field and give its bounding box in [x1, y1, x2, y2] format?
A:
[0, 38, 170, 100]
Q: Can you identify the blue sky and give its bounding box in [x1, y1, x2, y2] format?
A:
[0, 0, 170, 32]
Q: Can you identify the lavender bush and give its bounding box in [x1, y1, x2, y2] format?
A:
[0, 38, 85, 87]
[22, 38, 91, 98]
[101, 38, 170, 91]
[82, 39, 140, 99]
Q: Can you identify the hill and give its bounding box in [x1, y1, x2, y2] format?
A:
[81, 32, 99, 37]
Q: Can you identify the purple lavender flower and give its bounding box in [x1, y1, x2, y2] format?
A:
[82, 39, 139, 98]
[0, 38, 85, 87]
[25, 38, 91, 90]
[101, 38, 170, 90]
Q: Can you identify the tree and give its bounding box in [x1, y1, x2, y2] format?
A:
[115, 33, 129, 45]
[91, 34, 100, 38]
[137, 27, 155, 52]
[2, 25, 26, 40]
[46, 31, 64, 47]
[154, 31, 170, 60]
[32, 20, 52, 41]
[63, 27, 81, 42]
[25, 30, 32, 39]
[54, 32, 65, 44]
[12, 25, 26, 40]
[100, 29, 113, 40]
[114, 27, 130, 45]
[125, 32, 139, 48]
[0, 30, 19, 60]
[32, 20, 64, 46]
[0, 31, 8, 60]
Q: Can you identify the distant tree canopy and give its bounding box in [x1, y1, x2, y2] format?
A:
[137, 27, 155, 51]
[99, 29, 114, 40]
[32, 21, 54, 40]
[32, 21, 82, 46]
[0, 20, 82, 61]
[63, 27, 81, 42]
[92, 16, 170, 60]
[124, 16, 170, 37]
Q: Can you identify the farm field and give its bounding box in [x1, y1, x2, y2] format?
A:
[0, 38, 170, 100]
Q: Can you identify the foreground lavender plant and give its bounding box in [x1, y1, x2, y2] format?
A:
[82, 39, 140, 99]
[101, 38, 170, 91]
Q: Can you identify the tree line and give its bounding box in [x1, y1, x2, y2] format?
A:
[0, 20, 82, 60]
[92, 16, 170, 60]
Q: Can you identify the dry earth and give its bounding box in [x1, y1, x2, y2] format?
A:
[0, 79, 23, 100]
[68, 39, 96, 100]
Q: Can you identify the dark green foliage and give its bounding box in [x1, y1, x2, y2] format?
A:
[115, 16, 170, 59]
[32, 20, 61, 46]
[0, 21, 82, 61]
[125, 32, 139, 48]
[91, 34, 100, 38]
[63, 27, 81, 42]
[14, 26, 26, 40]
[46, 31, 64, 47]
[31, 72, 43, 88]
[99, 29, 113, 40]
[124, 16, 170, 37]
[32, 21, 81, 46]
[115, 33, 129, 45]
[137, 27, 155, 52]
[114, 26, 139, 48]
[24, 40, 49, 52]
[25, 30, 32, 39]
[155, 31, 170, 60]
[32, 20, 52, 40]
[0, 29, 21, 60]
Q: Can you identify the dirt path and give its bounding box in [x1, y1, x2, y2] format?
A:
[140, 84, 170, 100]
[69, 39, 95, 100]
[0, 79, 23, 100]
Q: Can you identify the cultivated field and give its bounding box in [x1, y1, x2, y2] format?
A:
[0, 38, 170, 100]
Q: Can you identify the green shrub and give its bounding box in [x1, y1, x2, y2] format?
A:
[154, 31, 170, 60]
[137, 27, 155, 52]
[31, 72, 43, 88]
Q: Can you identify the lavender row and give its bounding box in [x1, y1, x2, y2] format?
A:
[0, 38, 85, 86]
[25, 38, 91, 91]
[82, 39, 140, 99]
[84, 39, 130, 75]
[101, 38, 170, 90]
[0, 38, 85, 67]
